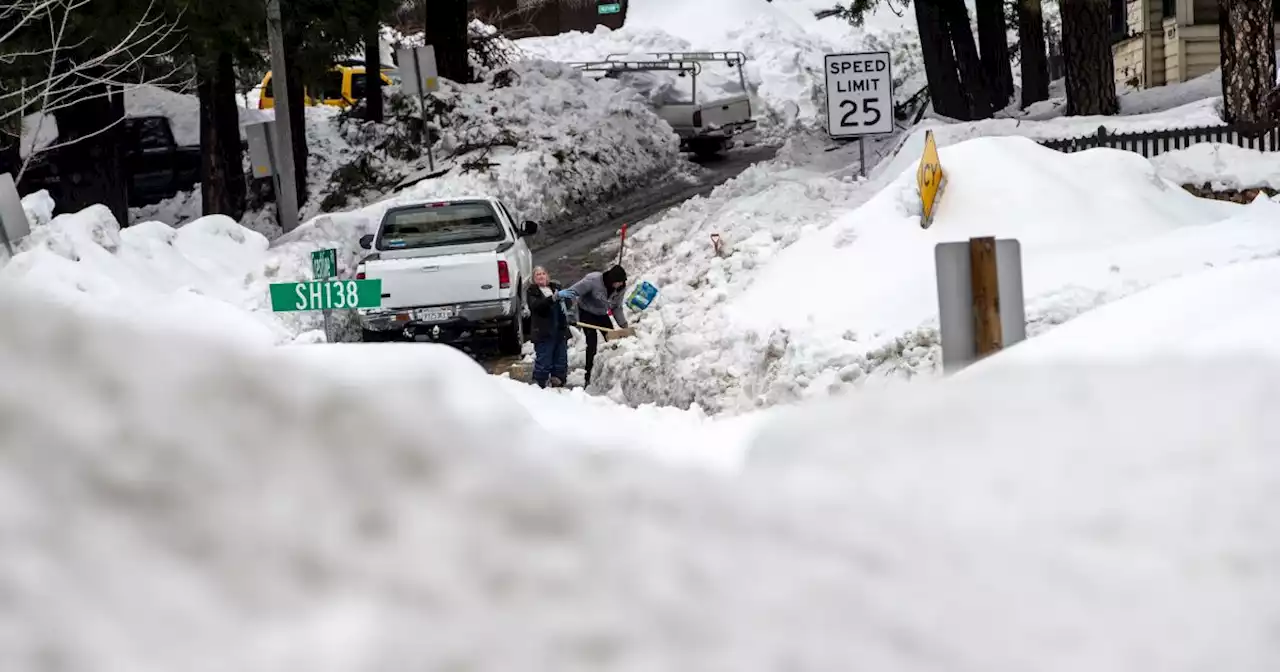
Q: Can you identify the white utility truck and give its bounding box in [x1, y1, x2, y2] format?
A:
[571, 51, 757, 158]
[355, 197, 536, 354]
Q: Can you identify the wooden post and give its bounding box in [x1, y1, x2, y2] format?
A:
[969, 236, 1003, 357]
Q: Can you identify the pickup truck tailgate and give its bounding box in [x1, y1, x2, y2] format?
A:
[366, 251, 503, 309]
[698, 95, 752, 129]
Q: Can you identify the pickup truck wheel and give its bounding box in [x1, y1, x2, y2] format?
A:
[362, 328, 395, 343]
[498, 295, 526, 356]
[691, 139, 726, 159]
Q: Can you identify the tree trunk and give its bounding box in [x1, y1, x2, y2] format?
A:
[1018, 0, 1051, 108]
[941, 0, 994, 119]
[364, 21, 384, 122]
[51, 79, 128, 224]
[198, 52, 247, 219]
[281, 30, 308, 207]
[915, 0, 967, 119]
[425, 0, 472, 83]
[976, 0, 1014, 107]
[1060, 0, 1119, 115]
[1219, 0, 1276, 131]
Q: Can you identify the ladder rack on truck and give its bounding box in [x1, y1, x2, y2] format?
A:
[568, 59, 705, 101]
[567, 60, 702, 75]
[604, 52, 750, 113]
[605, 51, 749, 66]
[571, 52, 758, 158]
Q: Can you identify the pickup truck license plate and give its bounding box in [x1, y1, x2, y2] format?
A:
[415, 307, 454, 322]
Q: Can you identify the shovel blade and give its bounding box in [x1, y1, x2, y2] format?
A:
[604, 327, 636, 342]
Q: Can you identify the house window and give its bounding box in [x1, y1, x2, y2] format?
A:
[1111, 0, 1127, 38]
[1163, 0, 1175, 18]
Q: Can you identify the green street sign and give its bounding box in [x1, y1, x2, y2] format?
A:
[598, 2, 621, 14]
[311, 248, 337, 280]
[270, 279, 383, 312]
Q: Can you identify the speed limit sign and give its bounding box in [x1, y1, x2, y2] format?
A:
[825, 51, 894, 138]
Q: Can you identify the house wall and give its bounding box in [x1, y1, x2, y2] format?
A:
[1161, 22, 1280, 84]
[1113, 35, 1148, 89]
[1126, 0, 1145, 33]
[1146, 0, 1167, 86]
[1162, 19, 1185, 82]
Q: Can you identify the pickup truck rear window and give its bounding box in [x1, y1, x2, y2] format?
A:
[377, 202, 506, 250]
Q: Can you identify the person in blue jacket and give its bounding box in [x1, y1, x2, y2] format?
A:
[525, 266, 571, 388]
[557, 264, 628, 386]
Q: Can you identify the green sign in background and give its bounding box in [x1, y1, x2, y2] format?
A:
[270, 279, 383, 312]
[311, 248, 337, 280]
[598, 2, 621, 14]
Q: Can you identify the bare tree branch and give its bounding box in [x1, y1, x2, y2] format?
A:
[0, 0, 187, 178]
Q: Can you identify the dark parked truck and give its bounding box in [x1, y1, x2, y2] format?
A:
[18, 115, 202, 209]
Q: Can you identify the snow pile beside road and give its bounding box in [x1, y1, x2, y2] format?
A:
[970, 257, 1280, 367]
[274, 60, 678, 270]
[1151, 142, 1280, 191]
[587, 156, 872, 409]
[3, 288, 1279, 670]
[873, 98, 1226, 180]
[1, 196, 305, 346]
[518, 11, 923, 129]
[596, 136, 1280, 413]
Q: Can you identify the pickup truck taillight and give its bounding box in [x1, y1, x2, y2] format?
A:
[356, 271, 366, 280]
[497, 260, 510, 289]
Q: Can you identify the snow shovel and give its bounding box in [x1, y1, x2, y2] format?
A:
[575, 320, 635, 342]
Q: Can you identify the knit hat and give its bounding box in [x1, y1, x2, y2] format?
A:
[603, 264, 627, 288]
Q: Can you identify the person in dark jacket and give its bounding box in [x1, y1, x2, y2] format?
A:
[558, 264, 628, 386]
[526, 266, 571, 388]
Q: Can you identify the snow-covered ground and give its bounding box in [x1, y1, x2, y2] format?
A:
[587, 75, 1280, 412]
[3, 284, 1279, 671]
[970, 255, 1280, 366]
[1152, 142, 1280, 191]
[518, 0, 923, 131]
[8, 7, 1280, 664]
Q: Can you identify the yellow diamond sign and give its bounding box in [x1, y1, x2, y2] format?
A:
[917, 129, 946, 229]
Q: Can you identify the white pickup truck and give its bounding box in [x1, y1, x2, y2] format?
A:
[354, 197, 537, 354]
[571, 51, 758, 158]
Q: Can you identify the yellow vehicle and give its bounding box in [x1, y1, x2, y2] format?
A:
[258, 63, 398, 109]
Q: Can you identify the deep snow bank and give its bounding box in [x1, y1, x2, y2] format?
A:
[1151, 142, 1280, 191]
[3, 287, 1279, 670]
[873, 98, 1227, 181]
[518, 2, 922, 130]
[273, 60, 679, 278]
[594, 136, 1280, 412]
[969, 256, 1280, 367]
[0, 202, 296, 346]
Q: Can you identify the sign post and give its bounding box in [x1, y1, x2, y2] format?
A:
[824, 51, 894, 177]
[311, 248, 337, 341]
[0, 173, 31, 259]
[397, 45, 440, 172]
[264, 0, 300, 233]
[935, 237, 1026, 372]
[918, 129, 946, 229]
